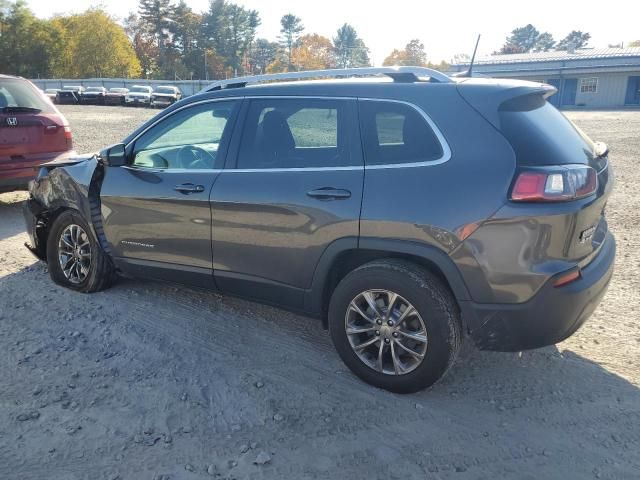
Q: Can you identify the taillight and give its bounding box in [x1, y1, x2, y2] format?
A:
[510, 165, 597, 202]
[63, 126, 73, 149]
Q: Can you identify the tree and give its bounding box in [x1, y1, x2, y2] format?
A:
[557, 30, 591, 50]
[203, 0, 260, 75]
[55, 9, 141, 78]
[0, 0, 64, 77]
[533, 32, 555, 52]
[333, 23, 370, 68]
[249, 38, 278, 74]
[630, 40, 640, 47]
[290, 33, 335, 71]
[383, 39, 427, 66]
[124, 12, 158, 77]
[138, 0, 175, 76]
[278, 13, 304, 70]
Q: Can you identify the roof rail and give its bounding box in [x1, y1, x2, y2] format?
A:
[199, 66, 451, 93]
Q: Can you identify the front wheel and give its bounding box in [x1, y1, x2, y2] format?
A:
[46, 210, 116, 292]
[328, 260, 461, 393]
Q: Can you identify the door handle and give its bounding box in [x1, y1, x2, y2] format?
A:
[174, 183, 205, 194]
[307, 187, 352, 200]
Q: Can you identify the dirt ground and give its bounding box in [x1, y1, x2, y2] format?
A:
[0, 106, 638, 480]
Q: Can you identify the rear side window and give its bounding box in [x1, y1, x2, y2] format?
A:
[359, 100, 443, 166]
[237, 98, 354, 169]
[499, 94, 595, 165]
[0, 79, 54, 113]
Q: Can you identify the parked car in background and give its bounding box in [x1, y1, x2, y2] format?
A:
[44, 88, 59, 102]
[150, 85, 182, 108]
[0, 75, 74, 193]
[125, 85, 153, 107]
[104, 88, 129, 106]
[81, 86, 107, 105]
[56, 86, 85, 105]
[21, 67, 615, 393]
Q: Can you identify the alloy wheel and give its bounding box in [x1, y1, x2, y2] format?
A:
[58, 224, 92, 284]
[345, 289, 428, 375]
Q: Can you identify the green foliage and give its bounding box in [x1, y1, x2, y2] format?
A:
[333, 23, 370, 68]
[557, 31, 591, 50]
[279, 13, 304, 69]
[497, 25, 588, 55]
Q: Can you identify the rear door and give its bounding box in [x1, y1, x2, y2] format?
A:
[100, 99, 240, 285]
[210, 97, 363, 308]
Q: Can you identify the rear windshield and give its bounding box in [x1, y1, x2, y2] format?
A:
[0, 78, 54, 113]
[499, 94, 595, 166]
[156, 87, 176, 94]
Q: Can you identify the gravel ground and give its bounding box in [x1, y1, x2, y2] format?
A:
[0, 105, 639, 480]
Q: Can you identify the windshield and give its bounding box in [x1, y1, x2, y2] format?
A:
[130, 87, 150, 93]
[110, 88, 127, 93]
[0, 78, 55, 113]
[156, 87, 176, 94]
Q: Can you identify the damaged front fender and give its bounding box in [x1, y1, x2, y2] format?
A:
[23, 154, 104, 261]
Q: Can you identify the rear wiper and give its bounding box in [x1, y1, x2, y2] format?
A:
[2, 106, 42, 113]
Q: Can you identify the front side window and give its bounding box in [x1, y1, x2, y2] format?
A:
[359, 100, 444, 166]
[580, 77, 598, 93]
[236, 98, 354, 169]
[132, 100, 238, 170]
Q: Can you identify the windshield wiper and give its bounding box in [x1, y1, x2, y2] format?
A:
[3, 106, 42, 113]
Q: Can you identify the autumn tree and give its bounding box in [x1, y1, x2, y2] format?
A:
[383, 39, 427, 66]
[290, 33, 335, 70]
[279, 13, 304, 70]
[55, 9, 141, 78]
[333, 23, 370, 68]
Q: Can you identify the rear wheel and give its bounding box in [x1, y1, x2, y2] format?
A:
[46, 210, 116, 292]
[328, 260, 461, 393]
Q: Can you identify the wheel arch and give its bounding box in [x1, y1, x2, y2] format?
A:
[305, 238, 472, 328]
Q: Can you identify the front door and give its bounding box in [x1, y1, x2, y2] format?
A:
[561, 78, 578, 106]
[100, 99, 240, 284]
[210, 97, 363, 309]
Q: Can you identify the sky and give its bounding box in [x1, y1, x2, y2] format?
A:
[24, 0, 639, 65]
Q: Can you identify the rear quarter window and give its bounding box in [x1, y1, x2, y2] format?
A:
[359, 100, 444, 166]
[499, 94, 595, 166]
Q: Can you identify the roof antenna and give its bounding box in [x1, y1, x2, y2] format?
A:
[458, 34, 481, 78]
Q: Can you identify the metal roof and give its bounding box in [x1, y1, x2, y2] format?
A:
[455, 47, 640, 66]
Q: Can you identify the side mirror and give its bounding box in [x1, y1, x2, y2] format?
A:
[100, 143, 127, 167]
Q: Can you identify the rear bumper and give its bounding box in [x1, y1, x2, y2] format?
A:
[463, 232, 616, 351]
[0, 151, 75, 192]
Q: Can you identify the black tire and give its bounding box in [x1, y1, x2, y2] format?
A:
[46, 210, 116, 293]
[328, 259, 461, 393]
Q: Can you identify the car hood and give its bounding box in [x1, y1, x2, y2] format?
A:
[39, 152, 95, 171]
[153, 93, 177, 97]
[127, 92, 151, 97]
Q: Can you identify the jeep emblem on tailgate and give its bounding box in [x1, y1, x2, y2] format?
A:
[6, 117, 17, 126]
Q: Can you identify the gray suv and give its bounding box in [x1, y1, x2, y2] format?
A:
[23, 67, 615, 393]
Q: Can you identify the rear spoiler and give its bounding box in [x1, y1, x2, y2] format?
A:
[456, 81, 557, 130]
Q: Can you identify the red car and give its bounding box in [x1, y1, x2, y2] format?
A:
[0, 75, 74, 193]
